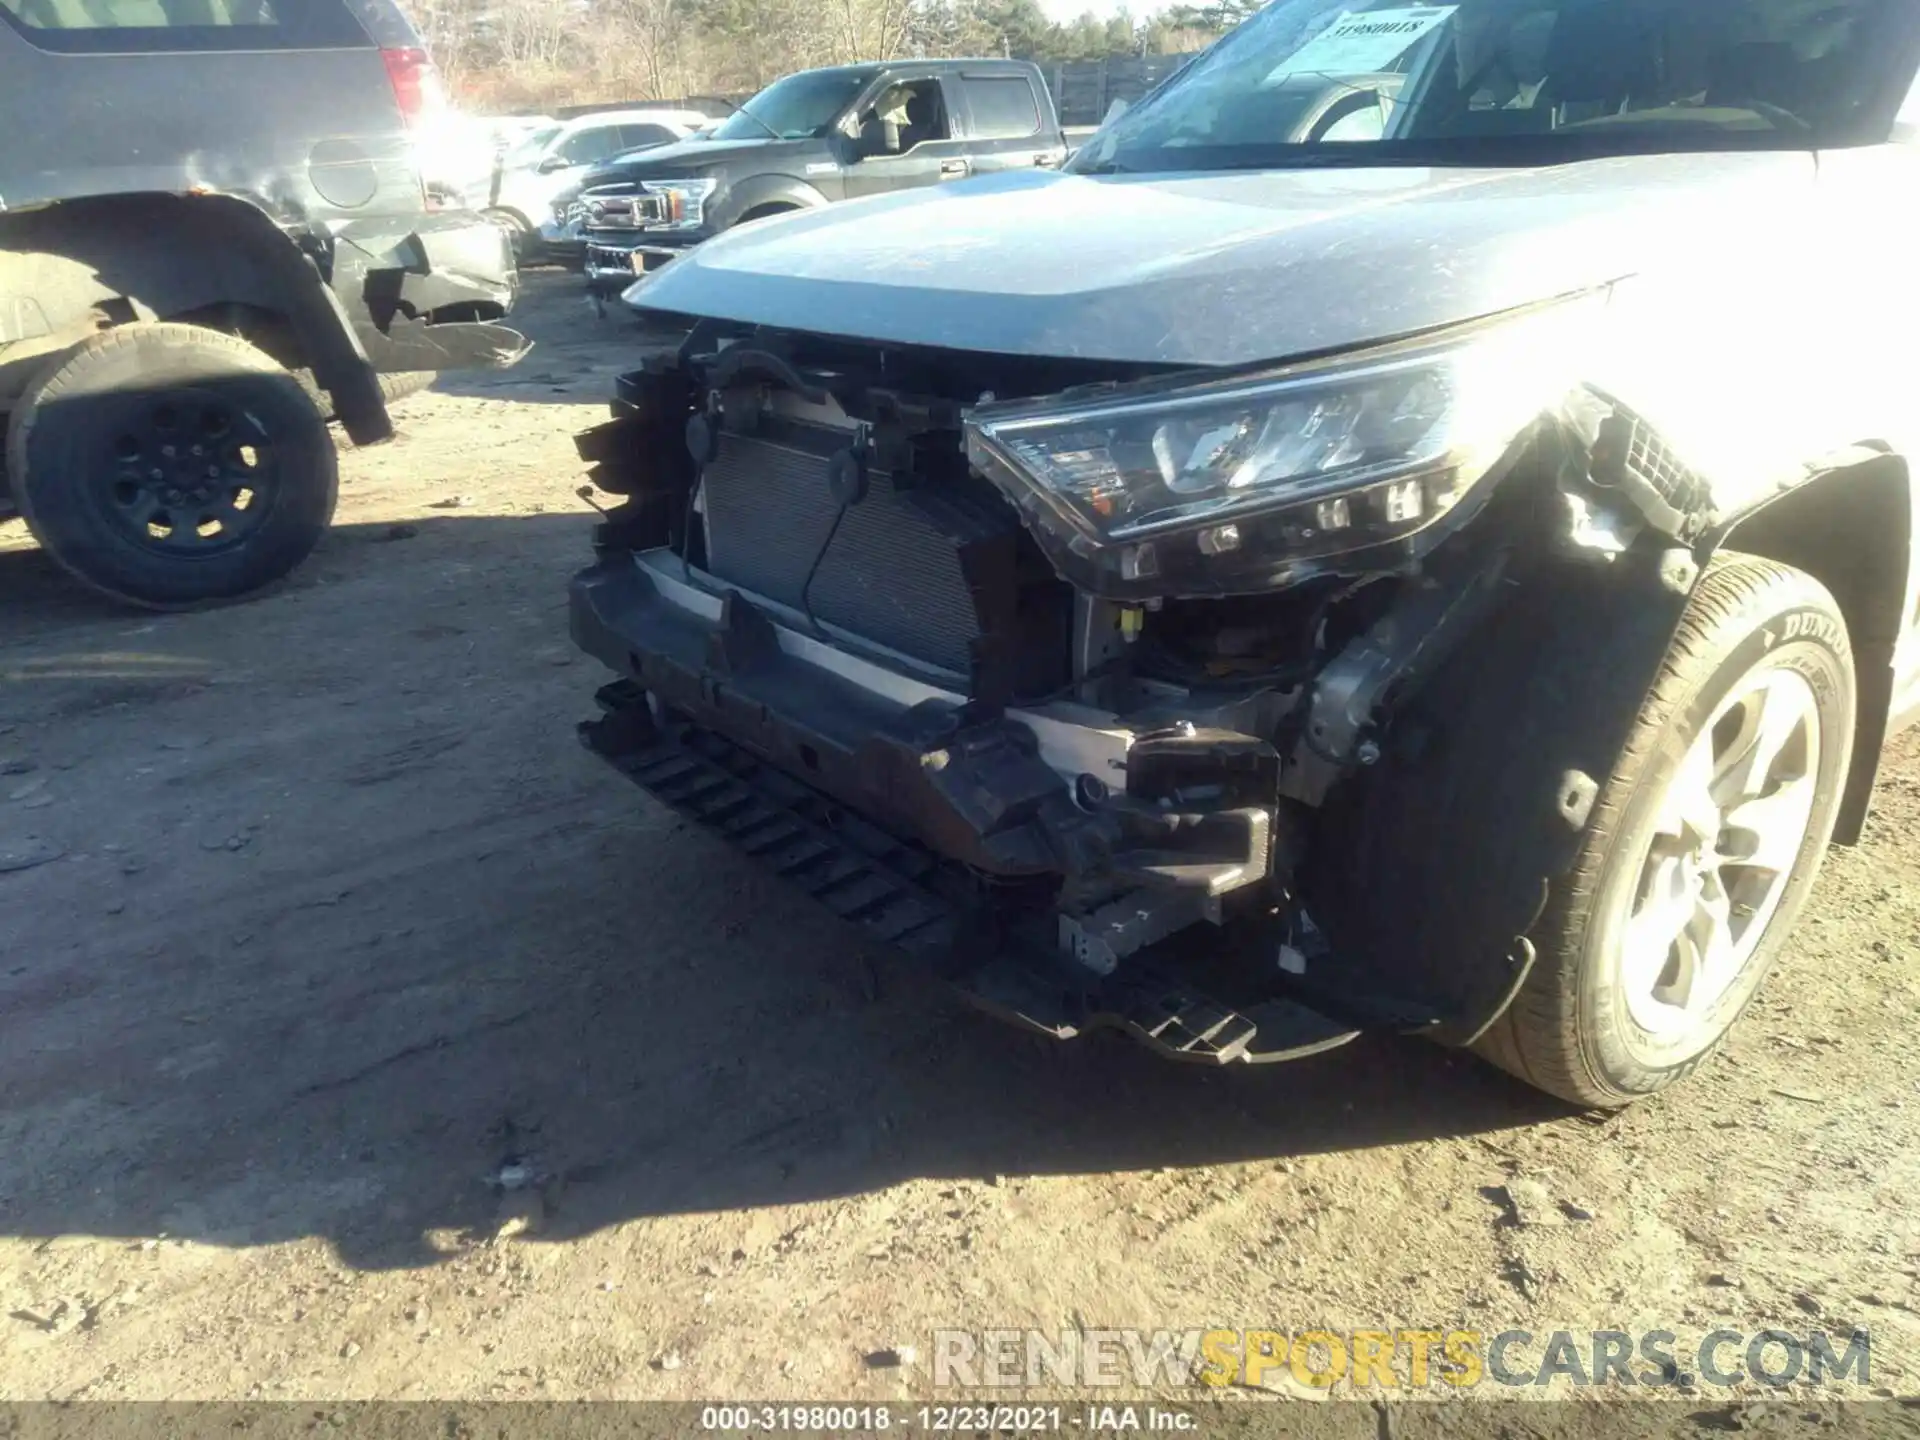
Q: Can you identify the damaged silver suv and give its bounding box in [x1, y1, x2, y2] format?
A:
[570, 0, 1920, 1107]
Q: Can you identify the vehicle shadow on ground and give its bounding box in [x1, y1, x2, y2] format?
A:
[0, 539, 131, 638]
[0, 513, 1573, 1273]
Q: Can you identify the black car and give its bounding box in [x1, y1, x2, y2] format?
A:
[0, 0, 523, 607]
[572, 59, 1066, 294]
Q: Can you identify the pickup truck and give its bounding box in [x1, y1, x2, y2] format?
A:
[570, 0, 1920, 1110]
[570, 59, 1067, 294]
[0, 0, 523, 607]
[484, 106, 715, 257]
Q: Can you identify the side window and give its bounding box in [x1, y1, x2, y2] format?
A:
[0, 0, 360, 50]
[853, 78, 951, 156]
[617, 123, 676, 151]
[959, 75, 1041, 140]
[557, 124, 624, 165]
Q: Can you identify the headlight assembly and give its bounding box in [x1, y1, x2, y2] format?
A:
[964, 299, 1597, 598]
[634, 177, 718, 231]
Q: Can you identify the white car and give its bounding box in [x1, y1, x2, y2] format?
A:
[413, 111, 516, 211]
[480, 109, 712, 245]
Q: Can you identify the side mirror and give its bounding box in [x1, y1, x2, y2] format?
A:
[537, 155, 572, 174]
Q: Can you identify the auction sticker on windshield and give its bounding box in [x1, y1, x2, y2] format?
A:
[1264, 5, 1456, 84]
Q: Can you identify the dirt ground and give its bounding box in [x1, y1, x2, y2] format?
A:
[1, 273, 1917, 1410]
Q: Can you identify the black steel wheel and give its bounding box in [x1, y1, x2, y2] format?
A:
[6, 324, 337, 608]
[98, 389, 278, 555]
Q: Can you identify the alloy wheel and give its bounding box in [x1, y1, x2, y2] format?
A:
[1618, 666, 1821, 1039]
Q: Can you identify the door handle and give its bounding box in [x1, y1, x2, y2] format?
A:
[939, 159, 969, 177]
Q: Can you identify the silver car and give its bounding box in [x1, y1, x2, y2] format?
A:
[571, 0, 1920, 1109]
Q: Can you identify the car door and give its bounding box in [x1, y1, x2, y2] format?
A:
[840, 72, 972, 200]
[951, 70, 1065, 179]
[552, 120, 628, 171]
[516, 118, 627, 213]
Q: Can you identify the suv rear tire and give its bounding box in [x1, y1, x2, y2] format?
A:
[1475, 555, 1855, 1106]
[6, 323, 338, 608]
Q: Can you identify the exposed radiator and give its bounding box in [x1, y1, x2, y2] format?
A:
[699, 425, 1015, 676]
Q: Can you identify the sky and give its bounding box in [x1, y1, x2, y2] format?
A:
[1035, 0, 1171, 23]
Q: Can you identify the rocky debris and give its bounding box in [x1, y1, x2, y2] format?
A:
[11, 1297, 84, 1335]
[1770, 1087, 1825, 1104]
[864, 1346, 915, 1369]
[1499, 1254, 1541, 1301]
[1488, 1175, 1596, 1228]
[488, 1160, 540, 1192]
[651, 1350, 683, 1372]
[492, 1184, 546, 1242]
[0, 838, 63, 874]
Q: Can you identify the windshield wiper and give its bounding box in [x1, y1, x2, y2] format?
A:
[731, 104, 781, 141]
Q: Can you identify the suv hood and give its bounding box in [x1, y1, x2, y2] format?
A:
[627, 152, 1815, 366]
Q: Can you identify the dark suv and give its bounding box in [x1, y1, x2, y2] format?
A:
[572, 59, 1065, 294]
[0, 0, 523, 607]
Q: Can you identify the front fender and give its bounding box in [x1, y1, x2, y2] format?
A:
[713, 174, 829, 229]
[0, 190, 390, 444]
[1709, 449, 1915, 845]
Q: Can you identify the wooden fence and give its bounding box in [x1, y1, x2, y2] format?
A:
[1043, 54, 1196, 127]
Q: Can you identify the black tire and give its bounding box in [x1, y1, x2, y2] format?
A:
[1475, 554, 1854, 1106]
[295, 368, 436, 420]
[735, 204, 800, 227]
[483, 207, 529, 237]
[482, 208, 533, 262]
[6, 323, 338, 609]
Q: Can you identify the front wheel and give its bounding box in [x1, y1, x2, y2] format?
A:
[6, 323, 338, 608]
[1477, 555, 1856, 1106]
[482, 208, 532, 260]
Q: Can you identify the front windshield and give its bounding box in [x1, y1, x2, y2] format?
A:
[1073, 0, 1915, 174]
[710, 70, 867, 141]
[504, 124, 561, 167]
